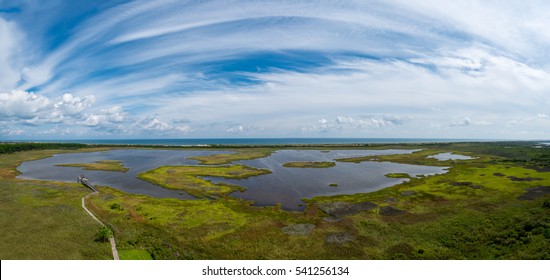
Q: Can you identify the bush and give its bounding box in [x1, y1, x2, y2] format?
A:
[110, 203, 122, 211]
[95, 226, 113, 242]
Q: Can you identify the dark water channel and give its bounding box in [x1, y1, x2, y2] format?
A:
[206, 150, 447, 210]
[17, 149, 448, 210]
[17, 149, 231, 199]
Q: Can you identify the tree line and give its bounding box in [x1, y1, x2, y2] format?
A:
[0, 142, 88, 154]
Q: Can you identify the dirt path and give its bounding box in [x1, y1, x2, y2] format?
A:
[82, 192, 119, 260]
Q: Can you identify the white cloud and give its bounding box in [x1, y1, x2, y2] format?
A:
[450, 117, 472, 127]
[0, 90, 97, 124]
[139, 116, 170, 131]
[20, 65, 53, 89]
[172, 118, 190, 124]
[54, 93, 95, 116]
[175, 124, 194, 133]
[226, 125, 245, 133]
[0, 18, 22, 91]
[393, 0, 550, 61]
[82, 106, 125, 127]
[303, 115, 406, 134]
[0, 90, 50, 119]
[135, 115, 194, 134]
[450, 117, 493, 127]
[3, 1, 550, 139]
[1, 128, 24, 136]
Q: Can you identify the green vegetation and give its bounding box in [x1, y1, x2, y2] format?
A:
[90, 142, 548, 259]
[385, 173, 412, 179]
[57, 160, 129, 172]
[118, 249, 153, 260]
[95, 226, 113, 242]
[87, 187, 355, 259]
[0, 142, 88, 154]
[335, 149, 457, 166]
[2, 141, 550, 259]
[188, 149, 274, 164]
[0, 148, 112, 259]
[282, 161, 336, 168]
[329, 183, 339, 187]
[138, 165, 271, 197]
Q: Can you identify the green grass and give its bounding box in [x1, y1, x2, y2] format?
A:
[334, 149, 477, 166]
[87, 186, 370, 259]
[188, 149, 274, 165]
[0, 149, 113, 259]
[89, 144, 550, 259]
[119, 249, 153, 260]
[282, 161, 336, 168]
[384, 173, 412, 179]
[56, 160, 129, 172]
[2, 143, 550, 259]
[137, 165, 271, 197]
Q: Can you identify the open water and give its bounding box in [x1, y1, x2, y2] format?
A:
[17, 148, 448, 210]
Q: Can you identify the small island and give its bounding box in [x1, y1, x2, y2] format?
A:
[282, 161, 336, 168]
[56, 160, 129, 172]
[384, 173, 412, 179]
[138, 164, 271, 197]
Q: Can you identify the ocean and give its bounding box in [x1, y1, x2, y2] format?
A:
[10, 138, 484, 146]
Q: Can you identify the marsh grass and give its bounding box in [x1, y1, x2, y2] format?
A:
[282, 161, 336, 168]
[138, 165, 271, 197]
[56, 160, 129, 172]
[0, 149, 112, 259]
[188, 149, 274, 164]
[385, 173, 412, 179]
[3, 143, 550, 259]
[118, 249, 153, 260]
[88, 155, 550, 259]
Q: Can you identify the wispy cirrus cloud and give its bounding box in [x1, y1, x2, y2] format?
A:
[1, 1, 550, 139]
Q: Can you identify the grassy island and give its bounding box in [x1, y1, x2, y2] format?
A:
[138, 164, 271, 197]
[56, 160, 129, 172]
[282, 161, 336, 168]
[188, 149, 274, 164]
[384, 173, 412, 179]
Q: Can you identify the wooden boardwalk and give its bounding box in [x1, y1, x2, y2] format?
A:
[78, 176, 97, 192]
[79, 176, 119, 260]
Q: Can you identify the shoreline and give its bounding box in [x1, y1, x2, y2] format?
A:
[1, 142, 549, 259]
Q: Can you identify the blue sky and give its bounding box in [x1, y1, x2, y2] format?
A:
[1, 0, 549, 140]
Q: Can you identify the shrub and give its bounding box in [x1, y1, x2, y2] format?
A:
[110, 203, 122, 211]
[95, 226, 113, 242]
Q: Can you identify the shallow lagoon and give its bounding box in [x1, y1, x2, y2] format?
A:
[210, 150, 447, 209]
[427, 152, 474, 161]
[18, 149, 448, 210]
[17, 149, 230, 199]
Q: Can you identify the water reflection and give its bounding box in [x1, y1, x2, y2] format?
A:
[18, 149, 448, 210]
[427, 152, 474, 161]
[17, 149, 232, 199]
[211, 150, 447, 210]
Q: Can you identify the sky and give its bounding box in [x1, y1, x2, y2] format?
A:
[1, 0, 550, 140]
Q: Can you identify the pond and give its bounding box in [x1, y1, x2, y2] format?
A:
[17, 149, 231, 200]
[427, 152, 474, 161]
[17, 149, 448, 210]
